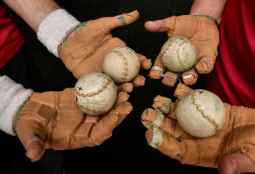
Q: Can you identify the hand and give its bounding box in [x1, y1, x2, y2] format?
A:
[141, 92, 255, 174]
[145, 15, 219, 87]
[15, 88, 132, 162]
[59, 10, 150, 79]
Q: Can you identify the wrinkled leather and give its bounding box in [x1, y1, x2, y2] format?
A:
[16, 88, 132, 162]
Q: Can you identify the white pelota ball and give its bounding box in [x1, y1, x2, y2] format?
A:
[103, 47, 141, 83]
[176, 89, 225, 138]
[75, 72, 117, 116]
[160, 36, 197, 72]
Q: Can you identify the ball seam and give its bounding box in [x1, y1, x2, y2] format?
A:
[75, 78, 114, 114]
[75, 78, 112, 97]
[112, 49, 129, 82]
[176, 41, 190, 69]
[160, 39, 174, 66]
[191, 92, 220, 131]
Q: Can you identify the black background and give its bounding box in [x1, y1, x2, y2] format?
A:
[0, 0, 216, 173]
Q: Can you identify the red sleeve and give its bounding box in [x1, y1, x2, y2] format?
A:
[0, 2, 24, 69]
[205, 0, 255, 107]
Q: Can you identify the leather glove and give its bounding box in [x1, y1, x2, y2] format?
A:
[145, 15, 219, 87]
[15, 88, 132, 162]
[141, 86, 255, 173]
[59, 10, 150, 79]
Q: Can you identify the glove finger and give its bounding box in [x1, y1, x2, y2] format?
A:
[16, 116, 47, 162]
[161, 71, 178, 87]
[117, 91, 130, 104]
[168, 15, 204, 38]
[174, 82, 193, 99]
[145, 127, 185, 162]
[89, 102, 132, 145]
[195, 56, 216, 74]
[146, 16, 200, 37]
[182, 69, 199, 86]
[141, 108, 189, 139]
[118, 82, 134, 93]
[137, 53, 152, 70]
[146, 127, 221, 167]
[191, 39, 218, 74]
[145, 16, 176, 33]
[102, 10, 139, 31]
[152, 95, 177, 119]
[149, 54, 164, 79]
[133, 75, 146, 87]
[145, 127, 221, 167]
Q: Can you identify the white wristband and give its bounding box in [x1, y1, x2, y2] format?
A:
[0, 76, 33, 135]
[37, 9, 80, 57]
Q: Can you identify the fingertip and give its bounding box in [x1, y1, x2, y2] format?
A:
[117, 91, 130, 104]
[195, 56, 215, 74]
[182, 69, 199, 86]
[149, 70, 161, 79]
[126, 10, 140, 18]
[145, 21, 163, 32]
[26, 140, 45, 162]
[115, 102, 133, 116]
[149, 65, 164, 79]
[121, 10, 140, 25]
[174, 82, 193, 99]
[140, 57, 152, 70]
[133, 75, 146, 87]
[161, 71, 178, 87]
[119, 83, 134, 93]
[108, 10, 140, 30]
[141, 108, 155, 122]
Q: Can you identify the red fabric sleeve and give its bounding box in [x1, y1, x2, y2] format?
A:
[0, 3, 24, 69]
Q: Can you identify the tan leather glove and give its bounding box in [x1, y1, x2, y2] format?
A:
[59, 10, 150, 79]
[15, 88, 132, 162]
[141, 89, 255, 170]
[145, 15, 219, 87]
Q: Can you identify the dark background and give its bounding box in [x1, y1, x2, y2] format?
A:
[0, 0, 216, 173]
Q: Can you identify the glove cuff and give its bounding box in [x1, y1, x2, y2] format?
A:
[37, 9, 80, 57]
[0, 76, 33, 135]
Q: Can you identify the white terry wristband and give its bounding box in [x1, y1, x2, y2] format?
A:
[0, 76, 33, 135]
[37, 9, 80, 57]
